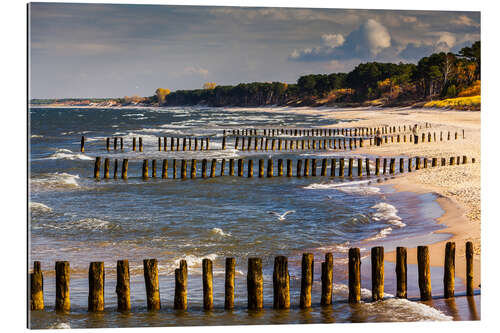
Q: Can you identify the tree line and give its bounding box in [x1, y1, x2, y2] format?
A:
[153, 41, 479, 107]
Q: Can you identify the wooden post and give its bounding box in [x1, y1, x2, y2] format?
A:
[296, 159, 303, 177]
[164, 137, 167, 151]
[139, 137, 143, 152]
[188, 159, 195, 178]
[466, 241, 474, 296]
[176, 137, 180, 151]
[222, 136, 226, 150]
[133, 137, 137, 151]
[357, 158, 362, 177]
[399, 158, 404, 173]
[416, 157, 421, 170]
[442, 157, 446, 166]
[424, 158, 428, 168]
[143, 259, 161, 310]
[396, 247, 407, 298]
[181, 159, 187, 179]
[450, 156, 455, 165]
[142, 159, 149, 179]
[174, 260, 188, 310]
[348, 248, 361, 303]
[444, 242, 455, 298]
[94, 157, 101, 179]
[375, 158, 380, 176]
[258, 159, 264, 177]
[30, 261, 44, 310]
[287, 159, 292, 177]
[267, 158, 273, 177]
[202, 259, 213, 310]
[116, 260, 131, 311]
[241, 137, 246, 151]
[311, 159, 317, 176]
[248, 159, 253, 177]
[321, 159, 327, 176]
[389, 158, 395, 174]
[417, 246, 432, 301]
[113, 159, 118, 179]
[152, 159, 157, 178]
[348, 158, 353, 178]
[330, 158, 336, 177]
[158, 137, 161, 151]
[80, 136, 85, 153]
[88, 262, 105, 312]
[210, 159, 216, 178]
[238, 159, 243, 177]
[365, 158, 371, 176]
[229, 159, 235, 176]
[202, 159, 208, 178]
[300, 253, 314, 309]
[161, 159, 168, 179]
[321, 253, 333, 306]
[106, 137, 110, 151]
[273, 256, 290, 309]
[104, 158, 110, 179]
[183, 138, 187, 151]
[247, 258, 263, 311]
[371, 247, 384, 301]
[278, 159, 283, 176]
[271, 139, 276, 151]
[220, 159, 225, 176]
[225, 258, 235, 310]
[432, 158, 437, 167]
[55, 261, 70, 312]
[119, 159, 128, 179]
[194, 138, 198, 151]
[113, 137, 118, 150]
[304, 158, 310, 176]
[339, 158, 345, 177]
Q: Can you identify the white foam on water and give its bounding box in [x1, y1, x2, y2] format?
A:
[336, 186, 381, 195]
[210, 227, 231, 237]
[45, 148, 93, 161]
[304, 179, 380, 195]
[47, 322, 71, 329]
[316, 241, 350, 252]
[366, 226, 393, 241]
[29, 202, 52, 214]
[31, 134, 44, 138]
[371, 202, 406, 227]
[40, 218, 116, 232]
[30, 173, 81, 191]
[332, 284, 452, 321]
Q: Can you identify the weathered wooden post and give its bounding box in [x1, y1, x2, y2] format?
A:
[375, 158, 380, 176]
[132, 137, 137, 151]
[164, 137, 167, 151]
[152, 160, 157, 178]
[348, 248, 361, 303]
[220, 159, 225, 176]
[450, 156, 456, 165]
[161, 159, 168, 179]
[396, 247, 407, 298]
[311, 159, 317, 176]
[267, 159, 274, 177]
[304, 158, 310, 176]
[321, 253, 333, 306]
[241, 137, 246, 151]
[94, 157, 101, 179]
[181, 159, 187, 179]
[225, 258, 235, 310]
[247, 258, 263, 311]
[88, 262, 105, 312]
[339, 158, 345, 178]
[296, 159, 303, 177]
[80, 136, 85, 153]
[139, 137, 143, 152]
[365, 158, 370, 176]
[455, 132, 458, 140]
[321, 159, 327, 176]
[158, 137, 161, 151]
[424, 158, 428, 168]
[417, 246, 432, 301]
[30, 261, 44, 310]
[142, 159, 149, 180]
[194, 138, 198, 151]
[357, 158, 363, 177]
[116, 260, 131, 311]
[55, 261, 70, 312]
[143, 259, 160, 310]
[104, 158, 110, 179]
[432, 157, 437, 167]
[466, 241, 474, 296]
[106, 137, 110, 151]
[330, 158, 336, 177]
[237, 159, 243, 177]
[390, 158, 395, 174]
[416, 157, 421, 170]
[287, 159, 292, 177]
[113, 159, 118, 179]
[172, 159, 177, 179]
[229, 159, 235, 176]
[277, 159, 283, 176]
[254, 137, 259, 151]
[203, 259, 214, 310]
[222, 136, 226, 150]
[399, 158, 404, 174]
[407, 157, 412, 172]
[210, 159, 216, 178]
[176, 137, 180, 151]
[174, 260, 188, 310]
[348, 158, 353, 178]
[258, 159, 264, 177]
[300, 253, 314, 309]
[202, 159, 208, 178]
[273, 256, 290, 309]
[248, 159, 254, 177]
[444, 242, 455, 298]
[271, 139, 276, 151]
[371, 247, 384, 301]
[182, 138, 186, 151]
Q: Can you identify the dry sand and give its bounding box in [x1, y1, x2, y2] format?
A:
[242, 106, 481, 286]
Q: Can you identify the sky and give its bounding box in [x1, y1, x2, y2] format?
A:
[29, 3, 480, 99]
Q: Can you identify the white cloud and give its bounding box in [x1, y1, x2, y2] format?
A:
[363, 19, 391, 55]
[183, 66, 209, 77]
[451, 15, 478, 27]
[321, 34, 345, 48]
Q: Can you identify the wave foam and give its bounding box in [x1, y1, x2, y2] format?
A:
[31, 173, 80, 191]
[29, 202, 52, 214]
[371, 202, 406, 227]
[45, 149, 93, 161]
[47, 322, 71, 329]
[41, 218, 116, 232]
[210, 227, 231, 237]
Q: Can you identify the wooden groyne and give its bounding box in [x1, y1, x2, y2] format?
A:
[29, 241, 476, 313]
[92, 155, 474, 180]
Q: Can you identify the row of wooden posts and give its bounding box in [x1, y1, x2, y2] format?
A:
[226, 123, 431, 138]
[30, 241, 475, 312]
[82, 129, 465, 153]
[93, 155, 474, 180]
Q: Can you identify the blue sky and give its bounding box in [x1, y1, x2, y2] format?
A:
[29, 3, 480, 98]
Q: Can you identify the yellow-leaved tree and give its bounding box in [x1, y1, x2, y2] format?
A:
[155, 88, 171, 104]
[203, 82, 217, 90]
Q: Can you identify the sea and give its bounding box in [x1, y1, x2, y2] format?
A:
[28, 106, 480, 329]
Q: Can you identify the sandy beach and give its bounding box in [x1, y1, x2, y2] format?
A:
[241, 106, 481, 287]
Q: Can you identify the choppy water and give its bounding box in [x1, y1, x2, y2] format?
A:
[29, 106, 474, 328]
